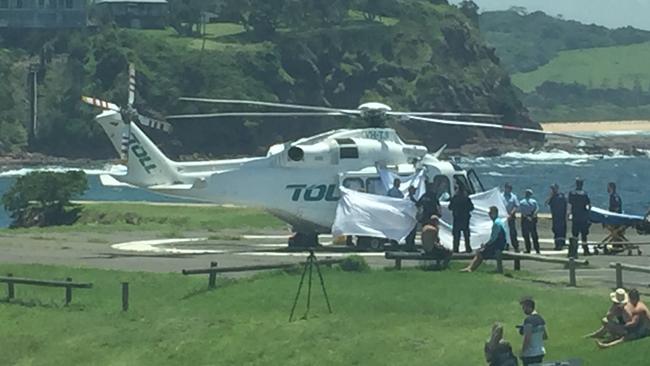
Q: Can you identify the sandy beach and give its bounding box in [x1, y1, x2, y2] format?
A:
[542, 120, 650, 133]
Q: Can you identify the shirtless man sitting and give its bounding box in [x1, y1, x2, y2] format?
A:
[597, 288, 650, 348]
[585, 288, 632, 340]
[421, 215, 452, 268]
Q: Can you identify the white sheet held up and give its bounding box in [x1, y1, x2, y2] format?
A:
[331, 186, 416, 242]
[438, 188, 510, 250]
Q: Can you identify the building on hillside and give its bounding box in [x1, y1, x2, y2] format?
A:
[0, 0, 87, 28]
[93, 0, 167, 29]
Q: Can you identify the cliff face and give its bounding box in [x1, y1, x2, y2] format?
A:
[0, 1, 537, 159]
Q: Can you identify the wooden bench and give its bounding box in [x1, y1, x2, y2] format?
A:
[385, 251, 588, 286]
[1, 274, 93, 305]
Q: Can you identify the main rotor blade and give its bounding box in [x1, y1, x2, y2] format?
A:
[128, 63, 136, 107]
[166, 111, 348, 119]
[179, 97, 360, 115]
[137, 114, 173, 133]
[406, 115, 593, 140]
[389, 111, 502, 118]
[81, 96, 120, 112]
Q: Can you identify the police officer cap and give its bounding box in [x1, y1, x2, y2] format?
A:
[525, 188, 533, 195]
[575, 177, 584, 183]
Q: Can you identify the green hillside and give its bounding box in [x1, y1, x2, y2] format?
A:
[513, 42, 650, 92]
[480, 10, 650, 73]
[0, 1, 537, 158]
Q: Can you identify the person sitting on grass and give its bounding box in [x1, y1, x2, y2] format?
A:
[585, 288, 632, 341]
[461, 206, 507, 272]
[484, 323, 519, 366]
[421, 215, 452, 268]
[597, 288, 650, 349]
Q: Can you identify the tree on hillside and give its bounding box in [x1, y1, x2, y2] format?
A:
[2, 171, 88, 228]
[459, 0, 479, 25]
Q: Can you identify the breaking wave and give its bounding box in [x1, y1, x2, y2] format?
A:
[0, 164, 127, 177]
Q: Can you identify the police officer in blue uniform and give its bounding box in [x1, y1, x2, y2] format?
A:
[546, 184, 567, 250]
[519, 189, 540, 254]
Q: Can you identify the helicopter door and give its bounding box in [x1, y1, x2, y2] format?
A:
[431, 175, 451, 202]
[453, 174, 473, 195]
[467, 169, 485, 193]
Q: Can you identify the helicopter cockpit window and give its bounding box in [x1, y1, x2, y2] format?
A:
[431, 175, 451, 201]
[365, 177, 387, 195]
[340, 146, 359, 159]
[454, 174, 474, 195]
[343, 178, 364, 191]
[467, 169, 485, 193]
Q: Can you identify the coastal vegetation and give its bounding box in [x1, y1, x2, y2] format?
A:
[0, 0, 536, 159]
[1, 171, 88, 228]
[0, 262, 647, 365]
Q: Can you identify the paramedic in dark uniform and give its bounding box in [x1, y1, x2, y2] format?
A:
[608, 182, 622, 213]
[449, 186, 474, 253]
[546, 184, 567, 250]
[568, 178, 593, 256]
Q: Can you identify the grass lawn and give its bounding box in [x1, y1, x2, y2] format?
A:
[0, 202, 285, 234]
[513, 42, 650, 92]
[0, 263, 648, 365]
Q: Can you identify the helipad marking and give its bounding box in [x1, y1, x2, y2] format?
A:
[236, 252, 385, 257]
[111, 237, 223, 254]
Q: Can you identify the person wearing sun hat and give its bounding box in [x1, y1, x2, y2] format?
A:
[598, 288, 650, 348]
[585, 288, 631, 340]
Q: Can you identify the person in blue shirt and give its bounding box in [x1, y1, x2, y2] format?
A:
[386, 178, 404, 198]
[461, 206, 507, 272]
[519, 189, 540, 254]
[545, 184, 567, 250]
[502, 183, 520, 252]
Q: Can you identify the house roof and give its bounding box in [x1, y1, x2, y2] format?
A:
[95, 0, 168, 4]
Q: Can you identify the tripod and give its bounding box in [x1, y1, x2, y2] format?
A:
[289, 250, 332, 322]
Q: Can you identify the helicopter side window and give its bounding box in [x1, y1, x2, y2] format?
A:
[467, 169, 485, 193]
[343, 178, 364, 192]
[340, 147, 359, 159]
[365, 177, 387, 195]
[454, 174, 474, 195]
[431, 175, 451, 201]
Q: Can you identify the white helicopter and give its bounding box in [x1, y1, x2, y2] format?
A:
[82, 65, 581, 248]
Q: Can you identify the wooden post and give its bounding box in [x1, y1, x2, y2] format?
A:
[122, 282, 129, 311]
[65, 277, 72, 305]
[208, 261, 218, 288]
[395, 258, 402, 270]
[495, 253, 503, 274]
[514, 259, 521, 271]
[615, 263, 623, 289]
[7, 273, 14, 300]
[568, 258, 577, 287]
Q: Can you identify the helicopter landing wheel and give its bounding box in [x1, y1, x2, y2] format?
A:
[288, 232, 320, 248]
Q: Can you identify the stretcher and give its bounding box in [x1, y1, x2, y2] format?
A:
[589, 207, 644, 255]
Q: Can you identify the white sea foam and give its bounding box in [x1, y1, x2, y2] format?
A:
[501, 150, 599, 161]
[0, 164, 126, 177]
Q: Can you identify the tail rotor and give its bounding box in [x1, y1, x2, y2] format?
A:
[81, 63, 174, 160]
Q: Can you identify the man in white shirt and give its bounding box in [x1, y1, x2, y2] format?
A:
[502, 183, 520, 252]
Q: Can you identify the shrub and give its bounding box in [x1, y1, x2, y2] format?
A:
[338, 255, 370, 272]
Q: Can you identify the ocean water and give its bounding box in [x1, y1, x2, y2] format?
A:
[1, 152, 649, 227]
